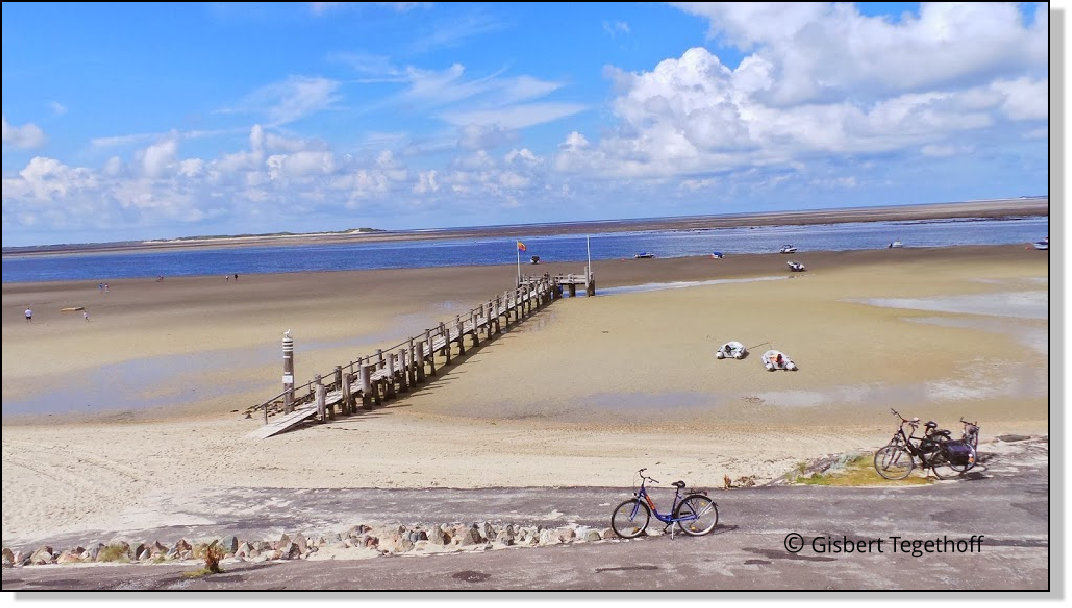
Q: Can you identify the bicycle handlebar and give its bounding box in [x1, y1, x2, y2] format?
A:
[637, 468, 659, 484]
[890, 408, 920, 428]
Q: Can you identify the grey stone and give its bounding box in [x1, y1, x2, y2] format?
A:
[55, 550, 82, 564]
[294, 535, 308, 553]
[459, 525, 482, 546]
[2, 547, 14, 567]
[274, 534, 291, 550]
[555, 527, 576, 543]
[30, 546, 54, 565]
[219, 536, 239, 554]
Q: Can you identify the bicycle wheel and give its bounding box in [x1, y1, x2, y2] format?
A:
[674, 495, 719, 536]
[611, 498, 651, 539]
[874, 445, 914, 480]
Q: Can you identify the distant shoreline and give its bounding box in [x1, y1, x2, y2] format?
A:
[1, 197, 1048, 257]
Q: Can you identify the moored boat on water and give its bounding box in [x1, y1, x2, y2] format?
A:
[778, 245, 797, 254]
[1032, 236, 1048, 250]
[633, 252, 655, 259]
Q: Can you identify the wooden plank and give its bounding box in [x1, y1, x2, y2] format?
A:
[247, 405, 318, 439]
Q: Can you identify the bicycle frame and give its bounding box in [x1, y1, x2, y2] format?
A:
[632, 479, 687, 525]
[887, 411, 972, 472]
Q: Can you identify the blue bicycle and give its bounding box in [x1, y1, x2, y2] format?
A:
[611, 469, 719, 538]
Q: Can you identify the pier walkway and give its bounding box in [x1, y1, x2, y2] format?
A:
[246, 271, 592, 437]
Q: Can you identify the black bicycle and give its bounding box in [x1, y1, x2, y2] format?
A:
[959, 417, 980, 449]
[874, 409, 977, 480]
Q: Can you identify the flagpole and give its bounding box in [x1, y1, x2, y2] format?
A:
[516, 243, 521, 287]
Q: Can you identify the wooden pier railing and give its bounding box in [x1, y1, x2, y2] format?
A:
[245, 275, 563, 434]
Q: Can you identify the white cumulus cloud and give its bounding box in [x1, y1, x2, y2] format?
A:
[2, 116, 47, 149]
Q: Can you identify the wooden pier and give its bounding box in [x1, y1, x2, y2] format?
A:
[246, 274, 575, 437]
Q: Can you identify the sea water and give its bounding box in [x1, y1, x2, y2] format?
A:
[1, 216, 1049, 283]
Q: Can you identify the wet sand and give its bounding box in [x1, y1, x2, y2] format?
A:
[1, 244, 1050, 544]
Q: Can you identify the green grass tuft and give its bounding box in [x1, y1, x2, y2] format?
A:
[97, 544, 130, 563]
[793, 453, 932, 486]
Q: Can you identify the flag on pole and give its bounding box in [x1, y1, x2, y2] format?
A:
[517, 241, 527, 252]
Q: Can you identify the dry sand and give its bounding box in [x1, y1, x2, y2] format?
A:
[1, 245, 1050, 544]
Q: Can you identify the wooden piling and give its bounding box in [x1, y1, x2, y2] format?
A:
[315, 375, 326, 422]
[455, 315, 466, 356]
[408, 338, 418, 385]
[397, 348, 409, 393]
[343, 372, 354, 414]
[361, 364, 373, 408]
[439, 322, 451, 363]
[416, 341, 426, 381]
[386, 353, 397, 398]
[425, 329, 436, 376]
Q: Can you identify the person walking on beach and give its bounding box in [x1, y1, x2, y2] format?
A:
[83, 309, 90, 322]
[25, 307, 32, 323]
[98, 282, 104, 293]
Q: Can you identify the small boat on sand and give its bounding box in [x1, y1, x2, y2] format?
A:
[888, 241, 903, 248]
[778, 245, 797, 254]
[711, 252, 724, 259]
[633, 252, 655, 259]
[787, 260, 806, 272]
[1032, 236, 1048, 250]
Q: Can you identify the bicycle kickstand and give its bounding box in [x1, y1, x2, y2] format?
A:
[664, 522, 675, 540]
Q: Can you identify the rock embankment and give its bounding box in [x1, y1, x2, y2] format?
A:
[2, 520, 665, 568]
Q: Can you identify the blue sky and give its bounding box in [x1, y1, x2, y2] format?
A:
[1, 2, 1051, 246]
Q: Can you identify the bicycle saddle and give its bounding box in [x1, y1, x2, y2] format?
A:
[925, 421, 937, 429]
[672, 480, 686, 488]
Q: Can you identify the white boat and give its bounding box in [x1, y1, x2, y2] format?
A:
[888, 241, 903, 248]
[633, 252, 655, 259]
[787, 260, 806, 272]
[778, 245, 797, 254]
[1032, 236, 1048, 250]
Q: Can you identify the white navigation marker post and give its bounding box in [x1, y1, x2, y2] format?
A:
[282, 329, 295, 414]
[585, 234, 596, 297]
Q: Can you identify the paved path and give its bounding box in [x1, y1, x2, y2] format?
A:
[1, 437, 1050, 591]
